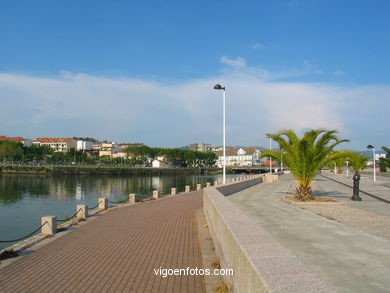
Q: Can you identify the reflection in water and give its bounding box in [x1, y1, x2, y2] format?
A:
[0, 173, 231, 249]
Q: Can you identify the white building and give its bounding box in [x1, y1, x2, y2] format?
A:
[75, 140, 93, 151]
[32, 138, 76, 152]
[152, 159, 168, 168]
[215, 148, 261, 167]
[189, 143, 213, 152]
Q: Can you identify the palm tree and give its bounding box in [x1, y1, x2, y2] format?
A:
[261, 129, 349, 201]
[327, 159, 337, 173]
[335, 156, 347, 174]
[347, 152, 369, 175]
[347, 152, 369, 201]
[379, 146, 390, 172]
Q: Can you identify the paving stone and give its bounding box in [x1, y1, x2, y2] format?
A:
[0, 192, 205, 293]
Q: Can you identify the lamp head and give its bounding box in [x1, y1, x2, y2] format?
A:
[213, 84, 225, 90]
[367, 144, 374, 150]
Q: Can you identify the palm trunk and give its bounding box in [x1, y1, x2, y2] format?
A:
[296, 186, 313, 201]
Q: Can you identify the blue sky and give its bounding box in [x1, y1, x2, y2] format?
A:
[1, 0, 390, 150]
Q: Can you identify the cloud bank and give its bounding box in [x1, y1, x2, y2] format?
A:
[0, 67, 389, 149]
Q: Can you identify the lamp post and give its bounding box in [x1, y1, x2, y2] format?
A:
[346, 161, 349, 177]
[269, 137, 272, 174]
[214, 84, 226, 184]
[280, 147, 284, 172]
[367, 145, 376, 182]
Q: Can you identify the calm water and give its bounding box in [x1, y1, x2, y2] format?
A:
[0, 173, 234, 250]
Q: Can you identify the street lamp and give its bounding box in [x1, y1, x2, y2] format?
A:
[367, 145, 376, 182]
[269, 137, 272, 174]
[214, 84, 226, 184]
[280, 147, 284, 172]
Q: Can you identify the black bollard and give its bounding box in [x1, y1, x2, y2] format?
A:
[351, 173, 362, 201]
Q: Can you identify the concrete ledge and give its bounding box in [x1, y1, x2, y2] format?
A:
[203, 179, 333, 293]
[217, 176, 264, 196]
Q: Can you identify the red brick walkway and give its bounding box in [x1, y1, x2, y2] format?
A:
[0, 192, 205, 293]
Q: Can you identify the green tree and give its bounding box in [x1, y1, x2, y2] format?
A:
[261, 129, 349, 201]
[347, 152, 369, 175]
[24, 145, 53, 161]
[335, 156, 347, 174]
[0, 140, 24, 162]
[379, 146, 390, 172]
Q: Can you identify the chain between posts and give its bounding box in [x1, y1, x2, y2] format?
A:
[57, 208, 83, 222]
[107, 198, 128, 204]
[88, 200, 103, 210]
[0, 222, 48, 243]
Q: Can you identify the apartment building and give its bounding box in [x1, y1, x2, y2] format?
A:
[32, 138, 76, 152]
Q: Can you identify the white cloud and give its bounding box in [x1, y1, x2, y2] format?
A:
[252, 43, 266, 49]
[0, 70, 389, 149]
[334, 70, 345, 76]
[220, 56, 247, 68]
[303, 60, 323, 75]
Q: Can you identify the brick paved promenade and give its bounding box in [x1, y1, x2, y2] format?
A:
[0, 192, 205, 293]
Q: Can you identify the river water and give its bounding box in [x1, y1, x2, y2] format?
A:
[0, 173, 233, 250]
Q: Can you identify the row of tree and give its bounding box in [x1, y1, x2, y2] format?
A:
[261, 129, 388, 201]
[125, 145, 216, 167]
[0, 140, 217, 166]
[0, 140, 88, 163]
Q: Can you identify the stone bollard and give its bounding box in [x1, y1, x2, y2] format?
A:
[41, 216, 57, 235]
[185, 185, 190, 193]
[196, 184, 202, 191]
[128, 193, 136, 205]
[99, 198, 108, 210]
[214, 181, 218, 186]
[206, 182, 211, 188]
[171, 187, 177, 196]
[76, 205, 88, 220]
[152, 190, 159, 199]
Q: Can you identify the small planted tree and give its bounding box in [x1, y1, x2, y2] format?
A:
[347, 152, 369, 201]
[335, 157, 347, 174]
[261, 129, 349, 201]
[348, 152, 369, 175]
[327, 160, 337, 173]
[379, 146, 390, 172]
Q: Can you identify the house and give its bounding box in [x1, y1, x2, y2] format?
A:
[152, 159, 168, 168]
[112, 148, 128, 159]
[97, 143, 115, 157]
[215, 148, 261, 167]
[0, 136, 32, 146]
[32, 137, 76, 152]
[189, 143, 213, 152]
